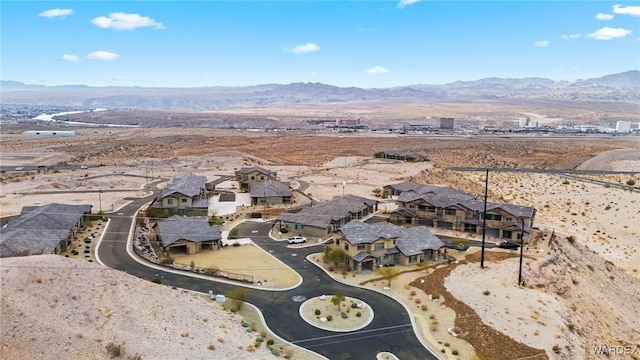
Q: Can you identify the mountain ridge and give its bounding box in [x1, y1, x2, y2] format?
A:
[1, 70, 637, 108]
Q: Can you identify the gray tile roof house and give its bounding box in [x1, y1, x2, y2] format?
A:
[161, 173, 207, 198]
[156, 216, 221, 247]
[276, 195, 377, 230]
[250, 180, 292, 199]
[0, 203, 92, 257]
[340, 220, 444, 257]
[235, 166, 277, 177]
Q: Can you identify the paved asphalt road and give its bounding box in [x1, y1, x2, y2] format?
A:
[97, 192, 438, 359]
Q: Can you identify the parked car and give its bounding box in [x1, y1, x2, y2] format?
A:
[14, 166, 24, 171]
[287, 236, 307, 244]
[80, 165, 88, 169]
[498, 241, 520, 250]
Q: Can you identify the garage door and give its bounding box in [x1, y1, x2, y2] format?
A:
[437, 221, 453, 229]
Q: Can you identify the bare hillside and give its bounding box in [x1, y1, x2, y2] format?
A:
[0, 255, 272, 360]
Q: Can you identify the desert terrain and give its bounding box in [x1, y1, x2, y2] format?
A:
[1, 124, 639, 359]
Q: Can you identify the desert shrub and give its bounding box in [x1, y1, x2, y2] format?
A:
[552, 344, 561, 353]
[280, 227, 289, 234]
[626, 179, 636, 186]
[429, 314, 435, 320]
[566, 235, 576, 244]
[218, 338, 225, 343]
[326, 315, 333, 321]
[356, 312, 362, 317]
[452, 350, 459, 355]
[341, 312, 348, 319]
[255, 337, 264, 343]
[208, 344, 215, 350]
[151, 278, 162, 284]
[414, 298, 422, 304]
[35, 277, 43, 283]
[562, 180, 570, 185]
[351, 303, 358, 308]
[315, 309, 321, 316]
[106, 342, 124, 358]
[260, 331, 267, 338]
[567, 323, 575, 332]
[483, 290, 490, 295]
[266, 339, 274, 346]
[247, 344, 256, 352]
[421, 304, 428, 311]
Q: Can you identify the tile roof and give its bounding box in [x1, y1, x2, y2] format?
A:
[340, 220, 443, 257]
[277, 195, 377, 229]
[156, 216, 221, 247]
[235, 166, 276, 177]
[457, 200, 536, 218]
[0, 203, 92, 257]
[161, 173, 206, 198]
[250, 181, 292, 198]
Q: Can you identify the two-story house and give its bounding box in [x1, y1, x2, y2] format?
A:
[235, 166, 277, 192]
[330, 220, 444, 273]
[154, 173, 209, 216]
[387, 181, 536, 241]
[274, 195, 377, 240]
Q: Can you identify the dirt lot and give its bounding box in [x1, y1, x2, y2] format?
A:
[1, 126, 639, 360]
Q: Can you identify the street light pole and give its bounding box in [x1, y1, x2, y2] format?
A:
[480, 169, 488, 268]
[518, 218, 525, 286]
[98, 189, 102, 213]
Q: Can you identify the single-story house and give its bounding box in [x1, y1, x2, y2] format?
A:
[155, 216, 221, 255]
[330, 220, 445, 273]
[0, 203, 92, 257]
[250, 180, 292, 205]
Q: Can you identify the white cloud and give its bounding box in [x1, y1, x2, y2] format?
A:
[561, 33, 581, 40]
[285, 43, 320, 54]
[38, 8, 73, 18]
[61, 54, 79, 62]
[596, 13, 614, 20]
[92, 12, 165, 30]
[533, 40, 549, 47]
[587, 27, 632, 40]
[364, 66, 389, 75]
[397, 0, 420, 9]
[87, 51, 120, 60]
[612, 4, 640, 17]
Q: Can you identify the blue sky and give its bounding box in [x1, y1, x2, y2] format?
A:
[1, 1, 639, 88]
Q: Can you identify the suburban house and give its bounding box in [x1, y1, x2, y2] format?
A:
[387, 181, 536, 241]
[154, 216, 221, 255]
[0, 203, 92, 257]
[250, 180, 292, 205]
[274, 195, 378, 240]
[330, 220, 445, 273]
[153, 173, 209, 216]
[375, 150, 427, 162]
[235, 166, 277, 192]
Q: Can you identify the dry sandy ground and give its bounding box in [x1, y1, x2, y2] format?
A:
[0, 255, 274, 360]
[2, 131, 639, 360]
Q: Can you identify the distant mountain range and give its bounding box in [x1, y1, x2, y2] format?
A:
[1, 70, 638, 109]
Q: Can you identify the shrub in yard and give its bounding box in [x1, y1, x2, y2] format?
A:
[315, 309, 321, 316]
[341, 312, 348, 319]
[266, 339, 274, 346]
[326, 315, 333, 321]
[356, 312, 362, 317]
[280, 227, 289, 233]
[351, 302, 358, 308]
[105, 342, 124, 357]
[421, 304, 428, 311]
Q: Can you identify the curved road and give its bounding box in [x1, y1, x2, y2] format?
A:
[97, 190, 437, 359]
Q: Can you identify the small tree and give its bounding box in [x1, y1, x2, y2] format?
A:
[227, 287, 247, 310]
[229, 227, 239, 239]
[331, 292, 345, 312]
[325, 247, 347, 269]
[376, 266, 401, 287]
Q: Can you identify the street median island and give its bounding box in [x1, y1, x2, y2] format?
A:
[299, 295, 373, 332]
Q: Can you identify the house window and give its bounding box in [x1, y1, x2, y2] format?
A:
[260, 176, 264, 180]
[409, 255, 418, 263]
[181, 198, 188, 203]
[486, 214, 502, 221]
[167, 199, 174, 205]
[251, 176, 255, 180]
[344, 244, 349, 251]
[392, 239, 397, 245]
[335, 239, 340, 245]
[374, 243, 384, 251]
[444, 209, 456, 215]
[426, 206, 436, 212]
[357, 244, 366, 250]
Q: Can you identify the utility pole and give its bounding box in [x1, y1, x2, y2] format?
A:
[480, 168, 488, 269]
[98, 189, 102, 213]
[518, 218, 525, 286]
